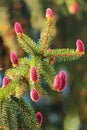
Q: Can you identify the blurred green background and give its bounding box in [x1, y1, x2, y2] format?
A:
[0, 0, 87, 130]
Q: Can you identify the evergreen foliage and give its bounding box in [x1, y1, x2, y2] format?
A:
[0, 8, 85, 130]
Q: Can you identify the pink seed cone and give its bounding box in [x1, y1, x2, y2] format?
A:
[58, 71, 67, 92]
[58, 79, 67, 92]
[69, 2, 79, 14]
[76, 39, 85, 54]
[36, 112, 43, 125]
[30, 66, 38, 82]
[14, 22, 23, 35]
[46, 8, 53, 18]
[30, 88, 40, 102]
[53, 74, 62, 90]
[10, 52, 18, 66]
[2, 77, 10, 88]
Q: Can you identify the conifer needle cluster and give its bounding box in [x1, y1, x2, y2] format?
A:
[0, 8, 85, 130]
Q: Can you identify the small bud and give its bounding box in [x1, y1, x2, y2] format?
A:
[53, 74, 62, 90]
[2, 77, 10, 88]
[30, 66, 38, 82]
[49, 58, 54, 64]
[36, 112, 43, 125]
[58, 71, 67, 92]
[69, 2, 79, 14]
[30, 88, 40, 102]
[10, 52, 18, 67]
[76, 39, 85, 54]
[14, 22, 23, 36]
[46, 8, 53, 20]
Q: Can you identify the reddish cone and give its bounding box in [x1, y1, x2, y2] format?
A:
[36, 112, 43, 125]
[10, 52, 18, 67]
[53, 74, 62, 90]
[46, 8, 53, 19]
[30, 66, 38, 82]
[69, 2, 79, 14]
[30, 88, 40, 102]
[2, 77, 10, 88]
[58, 71, 67, 92]
[14, 22, 23, 35]
[76, 39, 85, 54]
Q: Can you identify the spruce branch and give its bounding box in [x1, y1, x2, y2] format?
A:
[0, 8, 85, 130]
[13, 97, 41, 130]
[0, 80, 19, 102]
[2, 99, 18, 130]
[6, 65, 29, 80]
[40, 21, 51, 53]
[45, 48, 84, 62]
[40, 8, 54, 54]
[39, 21, 54, 54]
[41, 59, 56, 89]
[17, 35, 34, 55]
[17, 34, 39, 55]
[0, 97, 41, 130]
